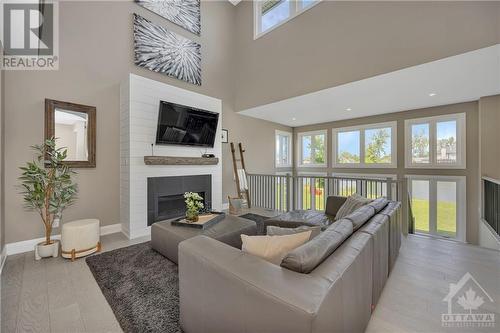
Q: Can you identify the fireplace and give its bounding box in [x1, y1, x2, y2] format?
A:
[147, 175, 212, 226]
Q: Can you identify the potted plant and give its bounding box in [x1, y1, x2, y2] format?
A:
[19, 138, 78, 260]
[184, 192, 204, 222]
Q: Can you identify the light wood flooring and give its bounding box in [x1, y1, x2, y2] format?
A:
[1, 230, 499, 332]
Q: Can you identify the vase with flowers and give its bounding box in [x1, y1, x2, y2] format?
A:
[184, 192, 204, 222]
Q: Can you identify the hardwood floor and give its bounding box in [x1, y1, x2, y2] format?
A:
[1, 231, 499, 332]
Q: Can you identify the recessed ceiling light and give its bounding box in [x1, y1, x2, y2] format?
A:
[292, 117, 296, 121]
[346, 108, 352, 111]
[429, 92, 437, 97]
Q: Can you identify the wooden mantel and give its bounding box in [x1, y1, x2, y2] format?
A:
[144, 156, 219, 166]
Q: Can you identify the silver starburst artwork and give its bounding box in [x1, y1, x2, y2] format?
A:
[135, 0, 201, 35]
[134, 14, 201, 86]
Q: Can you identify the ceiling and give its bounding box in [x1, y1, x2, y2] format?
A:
[239, 44, 500, 127]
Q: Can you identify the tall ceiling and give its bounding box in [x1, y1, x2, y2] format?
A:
[239, 44, 500, 127]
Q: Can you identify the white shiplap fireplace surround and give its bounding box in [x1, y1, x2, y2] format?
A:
[120, 74, 223, 239]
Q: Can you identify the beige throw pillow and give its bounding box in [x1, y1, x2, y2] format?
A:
[241, 231, 312, 265]
[335, 193, 372, 221]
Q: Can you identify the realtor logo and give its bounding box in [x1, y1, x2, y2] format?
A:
[442, 272, 495, 328]
[2, 1, 59, 70]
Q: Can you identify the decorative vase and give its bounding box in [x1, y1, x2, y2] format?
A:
[186, 210, 199, 222]
[35, 240, 59, 260]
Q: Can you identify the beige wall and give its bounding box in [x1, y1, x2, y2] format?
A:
[479, 95, 500, 181]
[234, 1, 500, 111]
[294, 102, 480, 244]
[4, 1, 287, 243]
[1, 42, 4, 251]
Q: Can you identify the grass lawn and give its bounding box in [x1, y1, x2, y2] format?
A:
[412, 198, 456, 237]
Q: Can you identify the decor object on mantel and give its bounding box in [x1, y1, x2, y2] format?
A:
[144, 155, 218, 165]
[133, 14, 201, 86]
[135, 0, 201, 35]
[184, 192, 204, 222]
[19, 138, 78, 260]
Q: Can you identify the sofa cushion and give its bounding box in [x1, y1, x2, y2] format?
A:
[367, 197, 389, 213]
[280, 219, 353, 274]
[241, 231, 311, 265]
[265, 210, 334, 230]
[344, 205, 377, 231]
[267, 225, 321, 240]
[378, 201, 401, 217]
[335, 194, 372, 221]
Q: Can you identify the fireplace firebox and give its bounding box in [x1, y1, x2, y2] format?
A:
[147, 175, 212, 226]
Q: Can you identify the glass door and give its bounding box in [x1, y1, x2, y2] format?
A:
[408, 176, 465, 241]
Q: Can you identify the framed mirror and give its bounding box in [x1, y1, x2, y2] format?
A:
[45, 99, 96, 168]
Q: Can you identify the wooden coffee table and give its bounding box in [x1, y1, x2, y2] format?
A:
[151, 215, 257, 264]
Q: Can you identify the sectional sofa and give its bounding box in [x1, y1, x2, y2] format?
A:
[178, 197, 402, 333]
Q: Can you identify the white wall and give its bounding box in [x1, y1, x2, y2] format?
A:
[120, 74, 222, 239]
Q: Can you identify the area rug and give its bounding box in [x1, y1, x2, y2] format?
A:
[239, 213, 274, 234]
[86, 242, 181, 333]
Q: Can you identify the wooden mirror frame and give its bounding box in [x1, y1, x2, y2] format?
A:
[45, 99, 96, 168]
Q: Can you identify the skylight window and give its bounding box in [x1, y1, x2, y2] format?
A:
[254, 0, 321, 39]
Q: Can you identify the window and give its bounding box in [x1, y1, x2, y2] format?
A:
[407, 175, 466, 241]
[405, 113, 466, 168]
[332, 122, 397, 168]
[297, 130, 327, 167]
[254, 0, 321, 38]
[275, 130, 292, 167]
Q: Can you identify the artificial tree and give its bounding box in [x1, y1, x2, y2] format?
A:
[19, 138, 78, 247]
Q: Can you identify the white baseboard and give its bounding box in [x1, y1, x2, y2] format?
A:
[0, 245, 7, 275]
[5, 223, 123, 256]
[128, 226, 151, 240]
[101, 223, 122, 236]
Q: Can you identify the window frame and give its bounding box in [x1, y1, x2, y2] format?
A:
[254, 0, 322, 39]
[405, 113, 466, 169]
[275, 130, 293, 168]
[406, 174, 466, 242]
[332, 121, 398, 169]
[297, 129, 328, 168]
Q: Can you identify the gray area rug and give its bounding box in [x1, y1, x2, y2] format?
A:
[86, 242, 181, 333]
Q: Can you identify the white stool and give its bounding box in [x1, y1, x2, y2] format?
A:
[61, 219, 101, 261]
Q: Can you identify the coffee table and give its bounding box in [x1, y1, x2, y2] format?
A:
[151, 215, 257, 264]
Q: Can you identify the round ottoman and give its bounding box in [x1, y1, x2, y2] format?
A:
[61, 219, 101, 261]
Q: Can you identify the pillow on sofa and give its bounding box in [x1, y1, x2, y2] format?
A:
[367, 197, 389, 213]
[335, 193, 372, 221]
[281, 219, 353, 274]
[241, 231, 311, 265]
[266, 225, 321, 240]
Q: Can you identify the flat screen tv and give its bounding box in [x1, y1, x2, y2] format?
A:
[155, 101, 219, 147]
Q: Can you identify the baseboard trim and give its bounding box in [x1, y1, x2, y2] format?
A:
[0, 245, 7, 275]
[5, 223, 123, 256]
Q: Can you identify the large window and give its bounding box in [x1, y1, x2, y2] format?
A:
[297, 130, 327, 167]
[405, 113, 466, 169]
[254, 0, 321, 38]
[408, 175, 466, 241]
[275, 130, 292, 168]
[332, 122, 397, 168]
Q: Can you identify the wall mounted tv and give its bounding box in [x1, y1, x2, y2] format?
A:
[155, 101, 219, 147]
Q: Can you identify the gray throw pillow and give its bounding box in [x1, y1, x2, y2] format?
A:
[281, 219, 354, 274]
[267, 225, 321, 240]
[335, 193, 372, 221]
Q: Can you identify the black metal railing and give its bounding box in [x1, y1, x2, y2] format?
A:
[483, 177, 500, 236]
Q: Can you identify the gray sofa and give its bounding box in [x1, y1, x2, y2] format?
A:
[179, 197, 402, 333]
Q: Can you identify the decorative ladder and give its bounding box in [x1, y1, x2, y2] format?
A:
[230, 142, 251, 208]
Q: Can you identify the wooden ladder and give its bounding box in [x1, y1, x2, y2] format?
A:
[230, 142, 251, 208]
